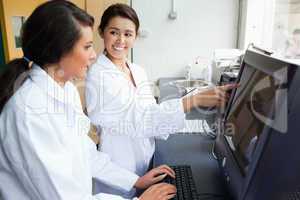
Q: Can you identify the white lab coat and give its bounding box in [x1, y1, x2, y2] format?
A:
[0, 65, 139, 200]
[86, 54, 185, 197]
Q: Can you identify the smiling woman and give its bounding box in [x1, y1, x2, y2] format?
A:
[100, 16, 137, 82]
[85, 3, 237, 199]
[101, 16, 136, 64]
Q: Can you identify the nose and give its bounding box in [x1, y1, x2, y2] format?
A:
[90, 48, 96, 62]
[117, 34, 125, 43]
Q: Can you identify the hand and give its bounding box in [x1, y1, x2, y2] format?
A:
[182, 84, 238, 112]
[139, 183, 177, 200]
[134, 165, 175, 189]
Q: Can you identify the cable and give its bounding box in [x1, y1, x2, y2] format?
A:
[199, 118, 219, 160]
[211, 141, 218, 160]
[201, 120, 217, 139]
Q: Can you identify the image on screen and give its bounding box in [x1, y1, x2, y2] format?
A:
[224, 63, 280, 174]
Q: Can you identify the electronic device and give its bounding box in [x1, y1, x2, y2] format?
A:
[219, 71, 239, 85]
[162, 165, 198, 200]
[215, 48, 300, 200]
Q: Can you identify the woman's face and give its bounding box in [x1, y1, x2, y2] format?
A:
[59, 25, 96, 80]
[101, 16, 137, 64]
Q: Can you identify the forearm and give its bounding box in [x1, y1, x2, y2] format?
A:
[87, 137, 139, 192]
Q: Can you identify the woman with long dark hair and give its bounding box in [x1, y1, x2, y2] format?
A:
[0, 1, 176, 199]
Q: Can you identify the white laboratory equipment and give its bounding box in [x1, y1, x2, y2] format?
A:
[211, 49, 244, 84]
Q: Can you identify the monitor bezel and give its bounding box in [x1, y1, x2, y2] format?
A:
[222, 52, 283, 174]
[216, 48, 299, 199]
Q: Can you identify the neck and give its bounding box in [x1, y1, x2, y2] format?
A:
[46, 65, 67, 87]
[106, 54, 127, 69]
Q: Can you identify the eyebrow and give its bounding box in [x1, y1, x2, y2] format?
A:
[108, 27, 135, 33]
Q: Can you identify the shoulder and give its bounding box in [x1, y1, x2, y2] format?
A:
[87, 54, 116, 80]
[129, 62, 149, 82]
[6, 78, 47, 114]
[0, 78, 47, 137]
[89, 54, 114, 71]
[130, 62, 147, 74]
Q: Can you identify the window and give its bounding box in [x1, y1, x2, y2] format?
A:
[240, 0, 300, 60]
[272, 0, 300, 59]
[11, 16, 26, 49]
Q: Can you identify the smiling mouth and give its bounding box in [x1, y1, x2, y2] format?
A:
[113, 46, 125, 51]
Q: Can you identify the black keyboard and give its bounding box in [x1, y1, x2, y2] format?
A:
[163, 165, 199, 200]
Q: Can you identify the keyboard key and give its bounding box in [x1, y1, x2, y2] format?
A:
[162, 165, 199, 200]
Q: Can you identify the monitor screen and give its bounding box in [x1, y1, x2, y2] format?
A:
[223, 62, 282, 174]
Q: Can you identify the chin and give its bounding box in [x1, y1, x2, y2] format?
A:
[75, 70, 87, 80]
[109, 51, 128, 59]
[74, 75, 86, 80]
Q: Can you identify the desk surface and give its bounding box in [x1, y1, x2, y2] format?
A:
[156, 78, 231, 199]
[154, 134, 231, 199]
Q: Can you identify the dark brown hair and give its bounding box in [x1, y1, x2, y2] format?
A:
[0, 0, 94, 112]
[98, 3, 140, 34]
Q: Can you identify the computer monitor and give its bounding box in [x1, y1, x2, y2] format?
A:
[215, 48, 300, 200]
[224, 56, 285, 174]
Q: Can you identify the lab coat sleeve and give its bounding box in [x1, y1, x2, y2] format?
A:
[94, 193, 139, 200]
[0, 104, 130, 200]
[86, 68, 185, 139]
[85, 136, 139, 192]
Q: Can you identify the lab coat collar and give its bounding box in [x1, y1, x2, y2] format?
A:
[96, 54, 117, 70]
[29, 64, 75, 105]
[95, 53, 138, 86]
[96, 53, 132, 71]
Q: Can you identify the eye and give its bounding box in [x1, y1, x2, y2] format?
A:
[84, 44, 93, 50]
[125, 32, 133, 37]
[110, 31, 119, 36]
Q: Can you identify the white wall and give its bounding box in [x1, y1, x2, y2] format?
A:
[242, 0, 276, 49]
[131, 0, 239, 81]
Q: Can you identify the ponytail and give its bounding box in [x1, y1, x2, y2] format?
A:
[0, 0, 95, 113]
[0, 58, 30, 113]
